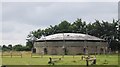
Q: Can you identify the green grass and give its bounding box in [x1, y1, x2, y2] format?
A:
[2, 54, 118, 65]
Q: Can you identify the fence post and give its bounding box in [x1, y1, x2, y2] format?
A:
[11, 52, 12, 58]
[41, 53, 43, 58]
[31, 53, 32, 58]
[2, 52, 3, 58]
[73, 55, 75, 58]
[21, 53, 22, 58]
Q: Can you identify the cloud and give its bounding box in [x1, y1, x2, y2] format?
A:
[2, 21, 40, 40]
[3, 2, 117, 24]
[2, 2, 118, 45]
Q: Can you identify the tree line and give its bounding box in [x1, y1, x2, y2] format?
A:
[1, 44, 31, 51]
[2, 18, 120, 51]
[27, 18, 120, 51]
[29, 19, 119, 40]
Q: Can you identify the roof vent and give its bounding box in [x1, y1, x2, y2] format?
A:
[67, 35, 70, 36]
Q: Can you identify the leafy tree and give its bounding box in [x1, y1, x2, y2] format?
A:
[13, 44, 23, 51]
[26, 41, 33, 50]
[58, 20, 71, 33]
[8, 44, 12, 50]
[2, 45, 9, 51]
[72, 18, 86, 33]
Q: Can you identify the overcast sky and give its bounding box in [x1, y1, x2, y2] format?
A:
[1, 1, 118, 46]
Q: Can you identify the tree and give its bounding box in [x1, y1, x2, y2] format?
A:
[58, 20, 71, 33]
[7, 44, 12, 51]
[2, 45, 9, 51]
[72, 18, 86, 33]
[13, 44, 23, 51]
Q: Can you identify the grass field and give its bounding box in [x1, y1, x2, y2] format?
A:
[1, 52, 118, 65]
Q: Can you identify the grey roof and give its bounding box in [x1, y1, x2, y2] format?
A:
[37, 33, 104, 41]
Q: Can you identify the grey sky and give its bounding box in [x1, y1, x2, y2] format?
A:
[1, 2, 118, 45]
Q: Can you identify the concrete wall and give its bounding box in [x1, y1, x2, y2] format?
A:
[34, 41, 107, 55]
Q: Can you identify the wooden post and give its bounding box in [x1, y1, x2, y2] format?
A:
[31, 53, 32, 58]
[11, 52, 12, 58]
[2, 52, 3, 58]
[21, 53, 22, 58]
[73, 55, 75, 58]
[62, 54, 64, 58]
[86, 59, 89, 66]
[41, 53, 43, 58]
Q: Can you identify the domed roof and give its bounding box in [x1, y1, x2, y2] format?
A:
[37, 33, 104, 41]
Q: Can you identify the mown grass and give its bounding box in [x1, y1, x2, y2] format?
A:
[1, 52, 118, 65]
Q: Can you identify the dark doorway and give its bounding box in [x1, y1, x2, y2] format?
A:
[63, 48, 68, 55]
[44, 48, 48, 54]
[32, 48, 36, 53]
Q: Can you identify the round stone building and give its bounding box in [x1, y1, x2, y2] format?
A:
[34, 33, 107, 55]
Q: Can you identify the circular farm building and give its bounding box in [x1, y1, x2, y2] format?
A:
[34, 33, 107, 55]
